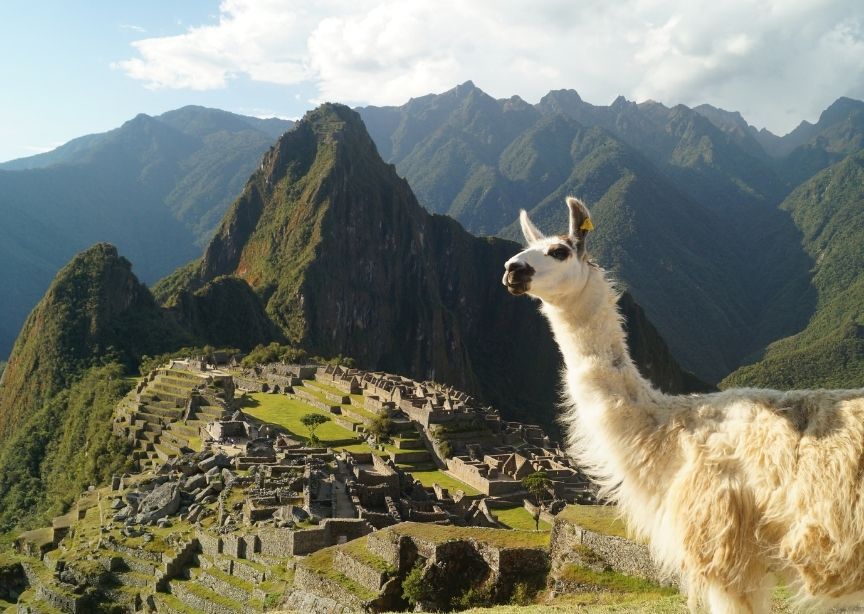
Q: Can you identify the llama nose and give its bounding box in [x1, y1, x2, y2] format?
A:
[506, 261, 528, 273]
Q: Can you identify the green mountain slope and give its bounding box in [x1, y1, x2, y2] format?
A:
[722, 150, 864, 389]
[357, 84, 818, 382]
[0, 244, 187, 530]
[777, 97, 864, 187]
[0, 107, 292, 359]
[157, 103, 705, 424]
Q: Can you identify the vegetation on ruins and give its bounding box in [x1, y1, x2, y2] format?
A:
[300, 413, 330, 447]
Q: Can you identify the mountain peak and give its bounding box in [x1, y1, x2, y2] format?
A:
[819, 96, 864, 125]
[0, 242, 185, 441]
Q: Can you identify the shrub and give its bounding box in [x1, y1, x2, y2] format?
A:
[454, 581, 495, 609]
[367, 415, 392, 441]
[437, 440, 453, 459]
[402, 561, 431, 607]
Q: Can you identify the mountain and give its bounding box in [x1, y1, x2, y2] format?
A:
[722, 150, 864, 389]
[358, 84, 814, 382]
[0, 107, 293, 359]
[156, 103, 706, 423]
[0, 244, 186, 529]
[776, 97, 864, 186]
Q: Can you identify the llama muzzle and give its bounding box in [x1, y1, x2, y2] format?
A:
[503, 261, 534, 295]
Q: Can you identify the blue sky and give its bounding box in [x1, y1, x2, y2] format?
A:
[0, 1, 312, 162]
[1, 0, 863, 163]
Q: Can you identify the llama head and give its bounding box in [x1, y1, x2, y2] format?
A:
[502, 197, 594, 302]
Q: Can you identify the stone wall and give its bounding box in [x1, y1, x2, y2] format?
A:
[550, 513, 675, 587]
[333, 549, 388, 592]
[445, 458, 525, 496]
[291, 565, 368, 613]
[256, 518, 374, 557]
[255, 527, 295, 558]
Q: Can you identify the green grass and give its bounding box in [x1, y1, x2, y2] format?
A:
[557, 505, 629, 539]
[492, 505, 550, 531]
[388, 522, 550, 550]
[397, 462, 481, 496]
[241, 393, 360, 446]
[557, 564, 676, 595]
[454, 593, 687, 613]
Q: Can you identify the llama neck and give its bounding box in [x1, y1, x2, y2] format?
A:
[541, 268, 662, 416]
[542, 269, 674, 538]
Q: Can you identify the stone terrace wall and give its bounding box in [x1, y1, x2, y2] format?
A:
[550, 513, 675, 587]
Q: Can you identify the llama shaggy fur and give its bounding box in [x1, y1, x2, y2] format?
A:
[503, 197, 864, 613]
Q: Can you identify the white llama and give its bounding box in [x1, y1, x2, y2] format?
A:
[503, 196, 864, 613]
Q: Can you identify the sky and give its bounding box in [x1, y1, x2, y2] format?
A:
[1, 0, 863, 162]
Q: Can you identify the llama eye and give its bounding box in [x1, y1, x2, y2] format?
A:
[549, 247, 570, 261]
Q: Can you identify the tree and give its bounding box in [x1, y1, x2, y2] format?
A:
[300, 413, 330, 447]
[367, 415, 392, 442]
[521, 471, 552, 529]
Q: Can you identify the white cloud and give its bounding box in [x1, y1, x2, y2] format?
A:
[119, 24, 147, 33]
[114, 0, 864, 134]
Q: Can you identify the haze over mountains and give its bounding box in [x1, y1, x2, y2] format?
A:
[1, 83, 863, 389]
[0, 107, 293, 357]
[357, 82, 864, 383]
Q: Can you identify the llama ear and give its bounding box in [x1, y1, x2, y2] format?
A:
[566, 196, 593, 242]
[519, 210, 544, 244]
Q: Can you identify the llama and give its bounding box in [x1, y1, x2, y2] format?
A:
[503, 197, 864, 613]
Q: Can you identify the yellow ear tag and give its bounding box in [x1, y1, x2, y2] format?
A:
[580, 218, 594, 232]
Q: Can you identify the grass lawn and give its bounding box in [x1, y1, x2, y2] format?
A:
[241, 393, 360, 446]
[492, 504, 551, 531]
[398, 462, 481, 496]
[557, 505, 628, 538]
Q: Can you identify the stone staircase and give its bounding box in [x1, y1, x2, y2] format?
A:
[113, 368, 232, 471]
